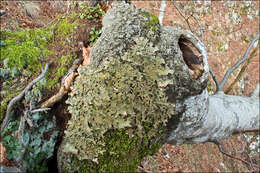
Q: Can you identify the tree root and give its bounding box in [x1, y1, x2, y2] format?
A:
[0, 63, 50, 135]
[41, 57, 83, 108]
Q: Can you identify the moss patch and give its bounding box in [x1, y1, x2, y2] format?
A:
[141, 12, 160, 32]
[0, 13, 81, 123]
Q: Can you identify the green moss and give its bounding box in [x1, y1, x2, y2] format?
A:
[0, 14, 79, 122]
[0, 91, 20, 124]
[141, 12, 160, 32]
[0, 29, 52, 74]
[68, 129, 163, 172]
[0, 28, 53, 124]
[46, 54, 74, 89]
[55, 16, 78, 40]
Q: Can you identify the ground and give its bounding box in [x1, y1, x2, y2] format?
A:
[0, 1, 259, 172]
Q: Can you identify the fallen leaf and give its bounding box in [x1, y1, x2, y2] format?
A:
[82, 46, 91, 66]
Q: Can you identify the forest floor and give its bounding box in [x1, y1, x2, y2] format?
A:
[0, 1, 259, 172]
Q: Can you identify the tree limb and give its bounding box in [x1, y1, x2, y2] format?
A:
[213, 140, 260, 168]
[224, 46, 258, 94]
[30, 108, 51, 114]
[0, 63, 49, 135]
[171, 2, 194, 34]
[233, 128, 259, 135]
[209, 66, 219, 92]
[218, 31, 260, 92]
[41, 58, 83, 108]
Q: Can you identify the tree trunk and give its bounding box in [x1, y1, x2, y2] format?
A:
[57, 2, 259, 172]
[166, 90, 259, 145]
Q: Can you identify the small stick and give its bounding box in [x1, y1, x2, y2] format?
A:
[23, 111, 35, 128]
[213, 140, 260, 168]
[209, 67, 219, 92]
[218, 31, 260, 92]
[0, 63, 49, 134]
[17, 116, 25, 142]
[30, 108, 51, 114]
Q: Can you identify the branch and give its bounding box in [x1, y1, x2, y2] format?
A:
[23, 111, 36, 128]
[30, 108, 51, 114]
[0, 63, 49, 135]
[209, 66, 219, 92]
[218, 31, 260, 92]
[171, 2, 194, 34]
[41, 57, 82, 108]
[213, 140, 260, 168]
[190, 13, 204, 40]
[158, 0, 166, 25]
[233, 128, 259, 135]
[224, 46, 258, 94]
[17, 116, 25, 142]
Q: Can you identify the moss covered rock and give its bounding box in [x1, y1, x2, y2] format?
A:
[58, 2, 208, 172]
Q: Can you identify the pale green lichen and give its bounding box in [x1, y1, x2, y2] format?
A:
[59, 2, 209, 172]
[64, 37, 175, 161]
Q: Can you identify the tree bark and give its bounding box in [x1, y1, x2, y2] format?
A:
[166, 90, 259, 145]
[57, 2, 260, 172]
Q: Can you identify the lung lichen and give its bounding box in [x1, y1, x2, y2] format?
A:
[60, 37, 175, 171]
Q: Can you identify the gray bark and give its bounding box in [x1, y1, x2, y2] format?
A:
[166, 90, 259, 145]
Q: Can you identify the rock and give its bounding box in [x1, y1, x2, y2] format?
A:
[24, 2, 40, 19]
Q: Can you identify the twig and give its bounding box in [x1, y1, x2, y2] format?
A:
[218, 31, 260, 92]
[190, 13, 204, 40]
[209, 67, 219, 92]
[225, 45, 258, 94]
[41, 18, 58, 29]
[233, 128, 259, 135]
[0, 63, 49, 135]
[23, 111, 35, 128]
[213, 140, 260, 168]
[30, 108, 51, 114]
[236, 137, 248, 154]
[41, 58, 83, 108]
[17, 116, 25, 142]
[171, 2, 194, 34]
[158, 0, 166, 25]
[137, 166, 153, 173]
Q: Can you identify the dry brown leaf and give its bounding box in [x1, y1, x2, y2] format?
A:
[0, 142, 6, 164]
[82, 46, 91, 66]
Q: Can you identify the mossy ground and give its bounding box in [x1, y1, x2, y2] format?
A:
[0, 7, 102, 124]
[0, 2, 106, 170]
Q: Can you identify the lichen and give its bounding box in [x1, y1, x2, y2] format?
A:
[59, 2, 208, 172]
[91, 2, 160, 66]
[59, 129, 163, 172]
[64, 37, 174, 161]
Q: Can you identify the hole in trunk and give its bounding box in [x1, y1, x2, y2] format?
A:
[178, 36, 204, 79]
